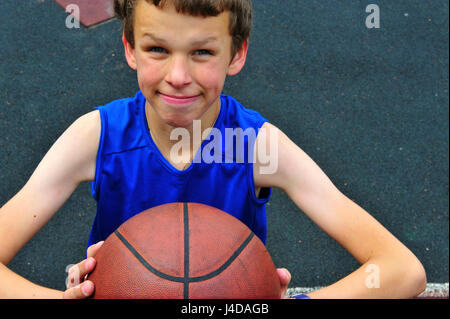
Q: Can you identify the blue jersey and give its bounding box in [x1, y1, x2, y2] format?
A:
[88, 91, 271, 248]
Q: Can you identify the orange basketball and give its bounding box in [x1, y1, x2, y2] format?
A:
[88, 202, 281, 299]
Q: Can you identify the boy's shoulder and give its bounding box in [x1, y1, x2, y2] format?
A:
[95, 91, 146, 133]
[96, 91, 144, 113]
[94, 91, 148, 155]
[220, 94, 260, 114]
[220, 94, 268, 129]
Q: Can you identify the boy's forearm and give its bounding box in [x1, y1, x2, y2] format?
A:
[306, 257, 426, 299]
[0, 262, 63, 299]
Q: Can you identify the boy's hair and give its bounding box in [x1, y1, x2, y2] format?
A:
[114, 0, 253, 57]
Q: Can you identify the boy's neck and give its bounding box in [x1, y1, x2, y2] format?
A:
[145, 98, 221, 168]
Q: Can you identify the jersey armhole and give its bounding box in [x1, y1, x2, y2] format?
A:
[248, 164, 272, 204]
[247, 119, 272, 205]
[90, 107, 107, 201]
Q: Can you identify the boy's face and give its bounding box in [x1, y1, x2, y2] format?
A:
[123, 0, 248, 128]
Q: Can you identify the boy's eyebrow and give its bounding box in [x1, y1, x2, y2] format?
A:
[143, 33, 219, 46]
[143, 33, 167, 44]
[189, 36, 219, 47]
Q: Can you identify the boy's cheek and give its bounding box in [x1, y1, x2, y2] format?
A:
[137, 65, 163, 87]
[195, 67, 227, 92]
[134, 60, 226, 97]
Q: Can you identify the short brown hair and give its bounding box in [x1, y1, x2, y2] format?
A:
[114, 0, 253, 57]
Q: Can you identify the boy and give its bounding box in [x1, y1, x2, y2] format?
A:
[0, 0, 426, 298]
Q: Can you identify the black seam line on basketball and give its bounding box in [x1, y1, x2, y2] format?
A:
[114, 230, 185, 283]
[183, 202, 189, 299]
[113, 222, 255, 284]
[188, 232, 255, 283]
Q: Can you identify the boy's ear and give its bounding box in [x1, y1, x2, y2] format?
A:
[122, 32, 137, 70]
[227, 38, 249, 76]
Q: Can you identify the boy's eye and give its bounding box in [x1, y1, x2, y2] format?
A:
[147, 46, 168, 54]
[194, 49, 213, 56]
[145, 47, 213, 57]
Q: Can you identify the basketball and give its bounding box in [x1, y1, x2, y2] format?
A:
[88, 202, 281, 299]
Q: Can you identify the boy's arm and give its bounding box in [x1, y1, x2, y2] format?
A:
[254, 122, 427, 298]
[0, 110, 100, 298]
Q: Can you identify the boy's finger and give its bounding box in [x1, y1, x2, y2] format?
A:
[79, 257, 96, 277]
[277, 268, 291, 286]
[63, 281, 94, 299]
[87, 241, 104, 258]
[276, 268, 291, 299]
[66, 258, 96, 288]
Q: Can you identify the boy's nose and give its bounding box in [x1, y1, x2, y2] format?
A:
[165, 56, 192, 88]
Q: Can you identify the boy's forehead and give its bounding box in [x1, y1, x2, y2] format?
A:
[134, 0, 231, 40]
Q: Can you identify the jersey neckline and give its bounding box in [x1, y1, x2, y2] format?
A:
[139, 92, 225, 175]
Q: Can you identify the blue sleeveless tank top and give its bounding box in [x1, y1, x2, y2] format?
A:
[88, 91, 271, 248]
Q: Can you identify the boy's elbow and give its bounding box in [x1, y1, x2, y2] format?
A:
[414, 264, 427, 296]
[406, 257, 427, 298]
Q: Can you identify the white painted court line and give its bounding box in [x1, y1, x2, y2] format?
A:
[287, 283, 449, 298]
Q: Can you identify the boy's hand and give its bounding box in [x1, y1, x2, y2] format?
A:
[63, 241, 104, 299]
[277, 268, 291, 299]
[63, 242, 289, 299]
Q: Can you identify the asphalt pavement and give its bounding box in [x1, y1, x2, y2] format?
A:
[0, 0, 448, 293]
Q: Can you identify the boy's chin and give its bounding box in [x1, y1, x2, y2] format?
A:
[163, 116, 196, 129]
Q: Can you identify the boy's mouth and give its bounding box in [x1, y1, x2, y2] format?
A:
[158, 92, 202, 106]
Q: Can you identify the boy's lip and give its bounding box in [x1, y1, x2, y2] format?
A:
[158, 92, 201, 106]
